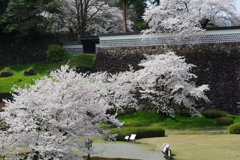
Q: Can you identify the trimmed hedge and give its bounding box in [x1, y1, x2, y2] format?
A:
[216, 117, 233, 125]
[201, 110, 229, 119]
[229, 123, 240, 134]
[46, 45, 65, 62]
[110, 126, 165, 141]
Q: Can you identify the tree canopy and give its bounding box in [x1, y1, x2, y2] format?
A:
[0, 65, 136, 159]
[0, 0, 59, 42]
[117, 52, 210, 116]
[56, 0, 133, 36]
[142, 0, 240, 38]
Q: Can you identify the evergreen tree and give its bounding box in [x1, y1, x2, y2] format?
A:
[0, 0, 59, 42]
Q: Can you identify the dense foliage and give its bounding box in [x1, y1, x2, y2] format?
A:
[46, 44, 65, 62]
[0, 0, 59, 42]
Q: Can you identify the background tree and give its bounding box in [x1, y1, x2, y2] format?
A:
[0, 0, 9, 40]
[0, 0, 59, 42]
[142, 0, 240, 38]
[0, 0, 9, 14]
[56, 0, 132, 36]
[122, 0, 127, 32]
[116, 0, 148, 32]
[129, 0, 148, 31]
[86, 5, 133, 34]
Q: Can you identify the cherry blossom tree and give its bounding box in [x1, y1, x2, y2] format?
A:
[54, 0, 132, 35]
[117, 52, 210, 116]
[0, 65, 136, 159]
[85, 4, 133, 34]
[142, 0, 240, 38]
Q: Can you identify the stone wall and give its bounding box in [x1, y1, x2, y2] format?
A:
[0, 40, 60, 66]
[96, 42, 240, 114]
[64, 47, 83, 55]
[93, 50, 145, 73]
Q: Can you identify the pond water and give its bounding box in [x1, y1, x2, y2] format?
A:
[89, 142, 164, 160]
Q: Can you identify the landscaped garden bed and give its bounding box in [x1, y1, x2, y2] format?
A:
[0, 54, 96, 93]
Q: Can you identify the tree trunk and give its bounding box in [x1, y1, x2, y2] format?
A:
[123, 0, 127, 32]
[200, 19, 209, 29]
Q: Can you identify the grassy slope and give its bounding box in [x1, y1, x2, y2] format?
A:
[0, 54, 96, 93]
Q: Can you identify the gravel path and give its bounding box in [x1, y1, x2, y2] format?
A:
[91, 142, 165, 160]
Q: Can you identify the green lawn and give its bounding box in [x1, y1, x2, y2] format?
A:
[0, 54, 96, 93]
[117, 111, 232, 129]
[138, 135, 240, 160]
[117, 111, 240, 160]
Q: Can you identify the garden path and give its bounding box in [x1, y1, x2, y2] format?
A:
[91, 141, 165, 160]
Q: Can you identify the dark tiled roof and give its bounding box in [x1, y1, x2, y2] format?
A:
[79, 36, 100, 40]
[99, 32, 140, 36]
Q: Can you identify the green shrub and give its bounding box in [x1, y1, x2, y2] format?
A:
[46, 45, 65, 62]
[177, 110, 191, 117]
[110, 126, 165, 141]
[201, 110, 229, 119]
[216, 117, 233, 125]
[229, 123, 240, 134]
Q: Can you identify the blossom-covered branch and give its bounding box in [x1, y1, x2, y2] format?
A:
[142, 0, 240, 38]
